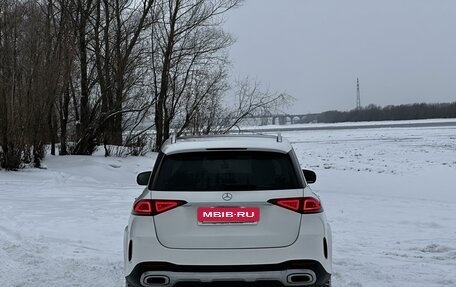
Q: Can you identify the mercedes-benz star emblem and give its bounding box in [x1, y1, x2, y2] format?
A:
[222, 193, 232, 201]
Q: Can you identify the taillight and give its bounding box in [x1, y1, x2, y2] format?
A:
[132, 199, 187, 216]
[268, 197, 323, 214]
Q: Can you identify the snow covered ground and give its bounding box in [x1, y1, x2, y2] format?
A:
[244, 118, 456, 131]
[281, 125, 456, 287]
[1, 121, 455, 287]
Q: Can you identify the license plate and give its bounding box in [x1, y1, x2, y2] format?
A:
[197, 207, 260, 224]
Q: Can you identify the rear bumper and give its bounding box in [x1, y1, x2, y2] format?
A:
[124, 214, 332, 286]
[126, 260, 331, 287]
[124, 215, 332, 271]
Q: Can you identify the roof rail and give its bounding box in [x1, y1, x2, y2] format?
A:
[171, 132, 177, 144]
[276, 133, 282, 143]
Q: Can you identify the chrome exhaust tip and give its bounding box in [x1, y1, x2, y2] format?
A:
[287, 273, 315, 285]
[141, 274, 170, 286]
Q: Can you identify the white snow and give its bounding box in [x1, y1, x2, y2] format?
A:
[281, 125, 456, 287]
[243, 117, 456, 131]
[0, 154, 156, 287]
[1, 121, 456, 286]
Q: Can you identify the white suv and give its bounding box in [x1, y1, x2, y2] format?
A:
[124, 134, 332, 287]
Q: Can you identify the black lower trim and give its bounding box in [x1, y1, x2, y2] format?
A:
[174, 282, 283, 287]
[126, 260, 331, 287]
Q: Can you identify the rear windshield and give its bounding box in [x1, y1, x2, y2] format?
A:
[151, 151, 302, 191]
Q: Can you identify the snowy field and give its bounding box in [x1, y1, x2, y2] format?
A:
[1, 121, 455, 287]
[242, 118, 456, 132]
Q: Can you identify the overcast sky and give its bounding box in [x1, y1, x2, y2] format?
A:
[224, 0, 456, 114]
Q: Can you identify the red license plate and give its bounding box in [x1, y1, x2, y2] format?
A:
[197, 207, 260, 223]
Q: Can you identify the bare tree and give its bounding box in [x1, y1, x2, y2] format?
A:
[93, 0, 155, 148]
[223, 78, 292, 132]
[0, 0, 288, 170]
[186, 77, 292, 135]
[55, 0, 78, 155]
[149, 0, 241, 149]
[0, 0, 61, 168]
[69, 0, 97, 154]
[68, 0, 156, 155]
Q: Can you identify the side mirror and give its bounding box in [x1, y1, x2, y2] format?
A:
[302, 169, 316, 184]
[136, 171, 151, 186]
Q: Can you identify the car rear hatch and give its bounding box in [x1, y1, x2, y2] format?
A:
[150, 150, 305, 249]
[152, 189, 303, 249]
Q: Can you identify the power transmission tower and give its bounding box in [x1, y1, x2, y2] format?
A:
[356, 78, 361, 109]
